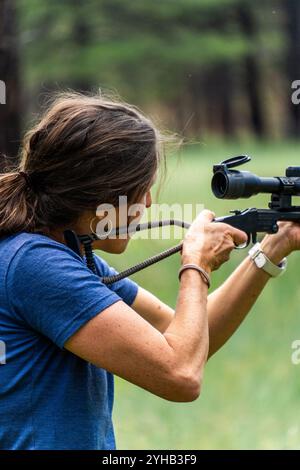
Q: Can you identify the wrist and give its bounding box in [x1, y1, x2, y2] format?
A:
[248, 241, 288, 278]
[260, 235, 290, 264]
[181, 254, 212, 275]
[178, 263, 211, 288]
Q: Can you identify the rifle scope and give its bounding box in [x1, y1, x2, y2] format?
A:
[211, 155, 300, 199]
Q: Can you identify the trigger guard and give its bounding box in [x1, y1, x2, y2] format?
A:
[234, 234, 250, 250]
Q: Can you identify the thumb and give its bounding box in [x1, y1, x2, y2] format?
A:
[197, 209, 215, 224]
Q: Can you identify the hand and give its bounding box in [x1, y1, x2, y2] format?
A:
[261, 221, 300, 263]
[182, 209, 248, 272]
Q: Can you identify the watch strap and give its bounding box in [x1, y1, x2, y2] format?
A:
[248, 242, 287, 277]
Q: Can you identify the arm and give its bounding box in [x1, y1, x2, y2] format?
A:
[207, 221, 300, 357]
[132, 225, 295, 357]
[206, 234, 284, 357]
[66, 268, 207, 402]
[65, 210, 245, 402]
[131, 286, 174, 333]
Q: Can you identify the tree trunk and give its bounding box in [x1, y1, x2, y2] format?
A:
[0, 0, 22, 169]
[71, 0, 91, 92]
[238, 4, 266, 138]
[284, 0, 300, 137]
[218, 64, 235, 137]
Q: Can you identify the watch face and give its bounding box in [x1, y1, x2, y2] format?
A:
[249, 243, 261, 259]
[256, 253, 266, 268]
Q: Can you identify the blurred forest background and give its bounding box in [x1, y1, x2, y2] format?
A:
[1, 0, 300, 450]
[1, 0, 300, 161]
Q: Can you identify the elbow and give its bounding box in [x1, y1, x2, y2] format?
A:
[180, 382, 201, 403]
[181, 374, 202, 402]
[165, 366, 203, 403]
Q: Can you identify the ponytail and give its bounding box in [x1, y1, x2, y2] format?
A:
[0, 171, 37, 237]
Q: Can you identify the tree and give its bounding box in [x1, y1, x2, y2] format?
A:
[236, 1, 267, 138]
[284, 0, 300, 137]
[17, 0, 290, 139]
[0, 0, 22, 169]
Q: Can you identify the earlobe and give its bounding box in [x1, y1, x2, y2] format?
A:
[145, 191, 152, 208]
[90, 216, 113, 239]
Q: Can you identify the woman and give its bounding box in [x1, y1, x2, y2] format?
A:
[0, 92, 298, 450]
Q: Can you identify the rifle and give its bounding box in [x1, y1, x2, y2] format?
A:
[211, 155, 300, 245]
[64, 155, 300, 284]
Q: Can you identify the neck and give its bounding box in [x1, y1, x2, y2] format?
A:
[46, 227, 88, 256]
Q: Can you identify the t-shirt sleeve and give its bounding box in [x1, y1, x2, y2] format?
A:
[6, 240, 126, 349]
[93, 253, 139, 306]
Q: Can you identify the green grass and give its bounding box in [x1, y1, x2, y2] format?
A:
[98, 140, 300, 450]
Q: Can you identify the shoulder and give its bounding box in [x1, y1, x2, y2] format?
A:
[4, 232, 85, 285]
[5, 231, 83, 263]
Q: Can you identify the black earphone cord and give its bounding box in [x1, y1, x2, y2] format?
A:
[67, 217, 247, 285]
[79, 220, 191, 285]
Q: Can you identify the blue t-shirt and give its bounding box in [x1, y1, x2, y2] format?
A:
[0, 232, 139, 450]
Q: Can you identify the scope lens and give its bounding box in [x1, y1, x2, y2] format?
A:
[211, 172, 228, 198]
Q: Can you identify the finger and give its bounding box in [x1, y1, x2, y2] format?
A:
[228, 227, 248, 245]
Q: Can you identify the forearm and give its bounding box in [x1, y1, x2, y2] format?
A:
[133, 223, 294, 362]
[207, 235, 287, 358]
[164, 269, 209, 379]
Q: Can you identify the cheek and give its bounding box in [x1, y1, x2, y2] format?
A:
[127, 201, 146, 224]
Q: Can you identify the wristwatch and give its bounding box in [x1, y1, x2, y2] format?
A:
[248, 242, 287, 277]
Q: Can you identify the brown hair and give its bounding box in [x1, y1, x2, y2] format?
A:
[0, 91, 166, 237]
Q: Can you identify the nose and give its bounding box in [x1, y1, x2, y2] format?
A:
[145, 191, 152, 208]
